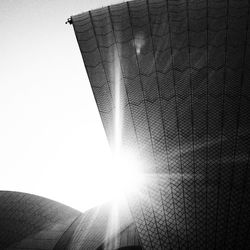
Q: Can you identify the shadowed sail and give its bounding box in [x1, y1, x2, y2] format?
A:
[71, 0, 250, 249]
[0, 191, 142, 249]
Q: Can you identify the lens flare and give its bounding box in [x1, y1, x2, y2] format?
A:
[134, 32, 145, 55]
[111, 152, 145, 196]
[112, 49, 145, 199]
[114, 50, 122, 155]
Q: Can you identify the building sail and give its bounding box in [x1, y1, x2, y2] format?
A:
[71, 0, 250, 249]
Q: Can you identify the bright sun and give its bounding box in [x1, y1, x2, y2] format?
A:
[109, 153, 145, 199]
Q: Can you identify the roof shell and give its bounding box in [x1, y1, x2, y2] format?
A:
[72, 0, 250, 248]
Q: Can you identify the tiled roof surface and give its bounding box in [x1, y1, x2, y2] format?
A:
[0, 191, 80, 249]
[72, 0, 250, 249]
[54, 201, 135, 249]
[0, 191, 137, 250]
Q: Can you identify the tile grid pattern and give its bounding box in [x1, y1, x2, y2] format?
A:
[54, 201, 134, 249]
[0, 191, 80, 250]
[72, 0, 250, 249]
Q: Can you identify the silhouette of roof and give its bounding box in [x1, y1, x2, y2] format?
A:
[0, 191, 140, 250]
[0, 191, 80, 249]
[71, 0, 250, 249]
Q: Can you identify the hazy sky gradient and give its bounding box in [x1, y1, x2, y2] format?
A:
[0, 0, 126, 212]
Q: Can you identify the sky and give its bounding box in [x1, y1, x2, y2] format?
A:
[0, 0, 129, 212]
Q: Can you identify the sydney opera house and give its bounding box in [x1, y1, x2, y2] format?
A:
[1, 0, 250, 249]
